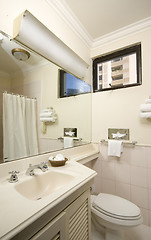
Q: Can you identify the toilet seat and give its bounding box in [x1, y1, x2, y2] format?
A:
[93, 205, 141, 220]
[91, 194, 142, 226]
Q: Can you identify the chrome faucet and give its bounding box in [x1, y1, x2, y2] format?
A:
[26, 162, 48, 176]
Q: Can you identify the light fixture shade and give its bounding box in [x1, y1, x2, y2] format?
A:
[12, 48, 30, 61]
[14, 10, 89, 79]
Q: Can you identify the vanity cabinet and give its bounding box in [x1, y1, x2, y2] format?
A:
[65, 189, 90, 239]
[30, 212, 66, 240]
[27, 190, 90, 240]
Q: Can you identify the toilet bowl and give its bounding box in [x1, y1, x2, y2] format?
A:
[91, 193, 143, 240]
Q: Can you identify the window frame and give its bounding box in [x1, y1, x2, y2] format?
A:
[93, 43, 142, 92]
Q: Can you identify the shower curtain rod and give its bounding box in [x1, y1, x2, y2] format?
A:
[3, 91, 37, 100]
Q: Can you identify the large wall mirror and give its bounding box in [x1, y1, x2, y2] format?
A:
[0, 31, 91, 164]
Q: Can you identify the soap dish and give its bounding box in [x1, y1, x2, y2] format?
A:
[49, 158, 68, 167]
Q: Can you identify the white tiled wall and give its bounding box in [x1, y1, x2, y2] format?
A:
[90, 144, 151, 227]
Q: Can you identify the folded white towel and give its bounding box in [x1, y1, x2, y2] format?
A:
[40, 117, 55, 122]
[140, 104, 151, 112]
[140, 112, 151, 119]
[64, 137, 73, 148]
[108, 140, 123, 157]
[145, 99, 151, 104]
[40, 112, 53, 117]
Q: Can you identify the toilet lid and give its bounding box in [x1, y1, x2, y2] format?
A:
[92, 193, 141, 218]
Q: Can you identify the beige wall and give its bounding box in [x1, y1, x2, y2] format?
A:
[91, 29, 151, 146]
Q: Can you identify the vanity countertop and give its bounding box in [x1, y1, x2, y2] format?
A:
[0, 143, 98, 240]
[50, 142, 99, 164]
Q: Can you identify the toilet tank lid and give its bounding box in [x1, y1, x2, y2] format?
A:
[92, 193, 141, 217]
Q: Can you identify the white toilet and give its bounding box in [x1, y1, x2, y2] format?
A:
[91, 193, 143, 240]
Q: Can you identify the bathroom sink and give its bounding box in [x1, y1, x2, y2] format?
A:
[15, 171, 75, 200]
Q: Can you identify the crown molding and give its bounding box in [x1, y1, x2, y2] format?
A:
[46, 1, 151, 51]
[46, 0, 92, 48]
[92, 17, 151, 50]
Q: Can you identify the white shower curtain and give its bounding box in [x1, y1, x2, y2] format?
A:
[3, 93, 38, 162]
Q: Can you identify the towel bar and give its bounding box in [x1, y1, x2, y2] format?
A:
[100, 139, 137, 146]
[58, 137, 82, 142]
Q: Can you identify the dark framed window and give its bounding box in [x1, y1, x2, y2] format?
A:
[59, 70, 91, 98]
[93, 43, 142, 92]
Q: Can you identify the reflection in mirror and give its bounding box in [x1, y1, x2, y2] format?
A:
[0, 32, 91, 164]
[59, 70, 91, 98]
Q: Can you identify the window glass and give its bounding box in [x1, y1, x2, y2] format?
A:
[93, 44, 142, 92]
[60, 70, 91, 98]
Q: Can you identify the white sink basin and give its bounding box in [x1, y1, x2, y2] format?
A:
[15, 171, 75, 200]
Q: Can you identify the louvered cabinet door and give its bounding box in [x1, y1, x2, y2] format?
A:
[65, 189, 91, 240]
[30, 211, 66, 240]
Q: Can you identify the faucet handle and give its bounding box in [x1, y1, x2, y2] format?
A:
[41, 161, 48, 171]
[9, 171, 19, 183]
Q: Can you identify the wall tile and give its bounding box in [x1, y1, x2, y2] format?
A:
[101, 178, 116, 195]
[93, 174, 102, 194]
[149, 210, 151, 227]
[146, 148, 151, 168]
[148, 169, 151, 189]
[102, 160, 115, 180]
[115, 182, 131, 201]
[131, 185, 149, 209]
[115, 162, 131, 184]
[91, 155, 102, 171]
[130, 146, 148, 167]
[149, 190, 151, 210]
[131, 166, 148, 188]
[140, 208, 150, 226]
[92, 157, 102, 194]
[119, 146, 132, 165]
[99, 144, 108, 161]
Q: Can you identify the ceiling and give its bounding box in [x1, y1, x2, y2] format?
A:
[63, 0, 151, 39]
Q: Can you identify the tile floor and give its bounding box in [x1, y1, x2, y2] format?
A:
[91, 222, 151, 240]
